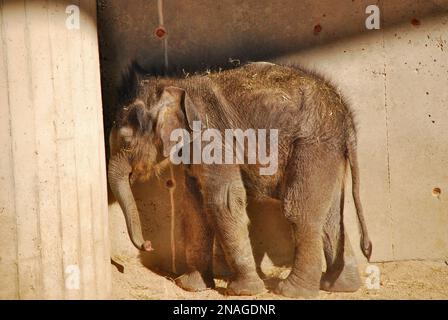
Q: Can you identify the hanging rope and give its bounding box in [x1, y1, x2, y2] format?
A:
[168, 165, 176, 274]
[157, 0, 175, 274]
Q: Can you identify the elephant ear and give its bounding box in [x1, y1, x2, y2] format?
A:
[156, 86, 200, 157]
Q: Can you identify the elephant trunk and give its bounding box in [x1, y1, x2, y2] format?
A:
[108, 151, 153, 252]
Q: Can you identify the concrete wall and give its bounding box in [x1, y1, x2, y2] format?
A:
[98, 0, 448, 276]
[0, 0, 110, 299]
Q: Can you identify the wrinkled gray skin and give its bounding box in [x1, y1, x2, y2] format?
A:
[108, 62, 372, 298]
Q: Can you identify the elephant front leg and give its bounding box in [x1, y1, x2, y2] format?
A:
[175, 175, 215, 291]
[203, 169, 265, 296]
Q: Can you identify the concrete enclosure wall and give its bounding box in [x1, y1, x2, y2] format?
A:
[0, 0, 110, 299]
[99, 0, 448, 276]
[7, 0, 446, 300]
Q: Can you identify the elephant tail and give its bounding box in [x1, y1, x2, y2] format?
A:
[346, 121, 372, 261]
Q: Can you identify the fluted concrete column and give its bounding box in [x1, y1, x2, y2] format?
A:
[0, 0, 110, 299]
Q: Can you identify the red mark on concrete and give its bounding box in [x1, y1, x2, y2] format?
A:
[314, 24, 322, 35]
[166, 179, 175, 189]
[155, 26, 167, 38]
[411, 18, 421, 26]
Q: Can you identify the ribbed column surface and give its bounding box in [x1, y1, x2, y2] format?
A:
[0, 0, 111, 299]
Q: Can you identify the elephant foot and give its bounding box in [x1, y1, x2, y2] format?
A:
[274, 277, 319, 299]
[320, 264, 361, 292]
[226, 274, 265, 296]
[175, 271, 215, 292]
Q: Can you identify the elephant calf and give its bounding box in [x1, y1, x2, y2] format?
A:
[108, 61, 372, 298]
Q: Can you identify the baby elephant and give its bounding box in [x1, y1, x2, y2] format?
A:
[108, 61, 372, 298]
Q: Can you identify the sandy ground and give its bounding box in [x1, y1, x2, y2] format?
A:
[111, 257, 448, 300]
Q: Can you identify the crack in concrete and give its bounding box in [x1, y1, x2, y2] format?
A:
[380, 0, 395, 259]
[157, 0, 169, 71]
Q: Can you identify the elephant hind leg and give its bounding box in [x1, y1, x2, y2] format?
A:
[320, 184, 361, 292]
[275, 143, 342, 298]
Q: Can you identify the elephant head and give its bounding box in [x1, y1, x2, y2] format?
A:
[108, 80, 199, 252]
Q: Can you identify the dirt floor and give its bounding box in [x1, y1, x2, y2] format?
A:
[111, 257, 448, 300]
